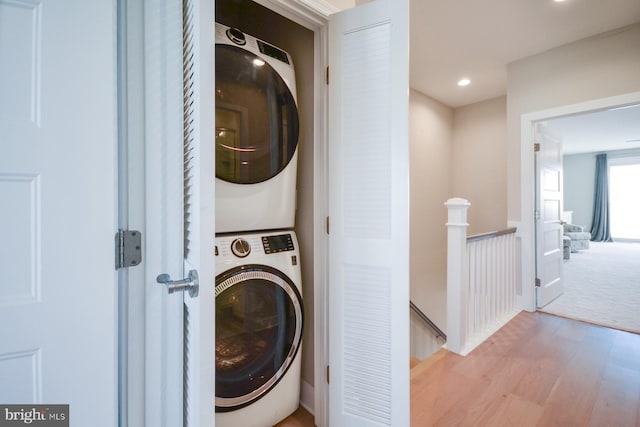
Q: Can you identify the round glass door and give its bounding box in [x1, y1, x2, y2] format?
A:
[215, 44, 299, 184]
[215, 265, 303, 411]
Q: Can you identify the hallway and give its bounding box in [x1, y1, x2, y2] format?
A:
[411, 312, 640, 426]
[278, 312, 640, 426]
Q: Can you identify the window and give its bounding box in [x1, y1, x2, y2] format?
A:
[609, 158, 640, 240]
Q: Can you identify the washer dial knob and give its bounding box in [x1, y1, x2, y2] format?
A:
[231, 238, 251, 258]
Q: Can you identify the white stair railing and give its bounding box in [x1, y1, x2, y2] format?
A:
[445, 198, 520, 356]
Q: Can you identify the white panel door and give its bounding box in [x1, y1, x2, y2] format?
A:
[535, 123, 564, 308]
[328, 0, 410, 425]
[0, 0, 117, 424]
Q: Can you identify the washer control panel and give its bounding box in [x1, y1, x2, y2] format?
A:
[216, 235, 261, 259]
[215, 233, 295, 259]
[262, 233, 294, 254]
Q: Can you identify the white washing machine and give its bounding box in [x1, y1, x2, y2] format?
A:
[215, 23, 300, 233]
[215, 230, 303, 427]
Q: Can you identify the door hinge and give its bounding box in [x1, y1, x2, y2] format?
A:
[534, 143, 541, 152]
[326, 365, 330, 384]
[115, 229, 142, 270]
[325, 66, 329, 85]
[535, 278, 541, 287]
[326, 216, 330, 235]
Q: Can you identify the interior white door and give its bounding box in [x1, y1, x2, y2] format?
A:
[0, 0, 117, 424]
[328, 0, 410, 425]
[182, 0, 216, 425]
[535, 123, 564, 308]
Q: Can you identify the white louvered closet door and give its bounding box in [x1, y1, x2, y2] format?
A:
[328, 0, 410, 425]
[182, 0, 215, 425]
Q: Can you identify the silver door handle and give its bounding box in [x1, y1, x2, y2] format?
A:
[156, 269, 199, 298]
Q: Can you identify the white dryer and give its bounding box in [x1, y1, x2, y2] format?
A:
[215, 230, 303, 427]
[215, 23, 300, 233]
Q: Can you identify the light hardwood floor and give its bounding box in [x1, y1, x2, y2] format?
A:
[276, 312, 640, 426]
[411, 311, 640, 426]
[274, 406, 315, 427]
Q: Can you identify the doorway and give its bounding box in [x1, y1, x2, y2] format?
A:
[532, 102, 640, 333]
[519, 92, 640, 312]
[137, 2, 412, 426]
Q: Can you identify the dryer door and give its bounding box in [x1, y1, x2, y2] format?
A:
[215, 264, 303, 412]
[215, 44, 299, 184]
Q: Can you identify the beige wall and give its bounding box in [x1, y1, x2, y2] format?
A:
[507, 24, 640, 222]
[287, 26, 316, 392]
[409, 89, 452, 331]
[563, 153, 596, 230]
[452, 96, 507, 235]
[409, 91, 509, 329]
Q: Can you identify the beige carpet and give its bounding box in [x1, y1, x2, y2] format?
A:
[540, 241, 640, 334]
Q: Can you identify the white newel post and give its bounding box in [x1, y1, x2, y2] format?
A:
[445, 198, 470, 355]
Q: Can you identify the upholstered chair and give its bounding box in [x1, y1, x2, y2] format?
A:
[563, 223, 591, 252]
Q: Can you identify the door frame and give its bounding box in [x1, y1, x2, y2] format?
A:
[518, 91, 640, 312]
[117, 0, 147, 425]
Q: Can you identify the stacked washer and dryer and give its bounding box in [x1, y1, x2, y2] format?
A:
[214, 23, 304, 427]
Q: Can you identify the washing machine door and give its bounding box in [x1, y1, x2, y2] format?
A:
[215, 44, 299, 184]
[215, 264, 303, 412]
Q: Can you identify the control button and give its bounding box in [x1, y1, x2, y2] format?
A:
[231, 238, 251, 258]
[226, 28, 246, 45]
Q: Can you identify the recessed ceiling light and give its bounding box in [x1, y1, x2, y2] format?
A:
[554, 0, 567, 2]
[457, 78, 471, 87]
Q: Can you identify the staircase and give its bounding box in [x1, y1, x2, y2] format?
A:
[409, 300, 446, 361]
[410, 348, 448, 379]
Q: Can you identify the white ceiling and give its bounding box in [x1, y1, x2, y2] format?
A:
[547, 103, 640, 155]
[410, 0, 640, 108]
